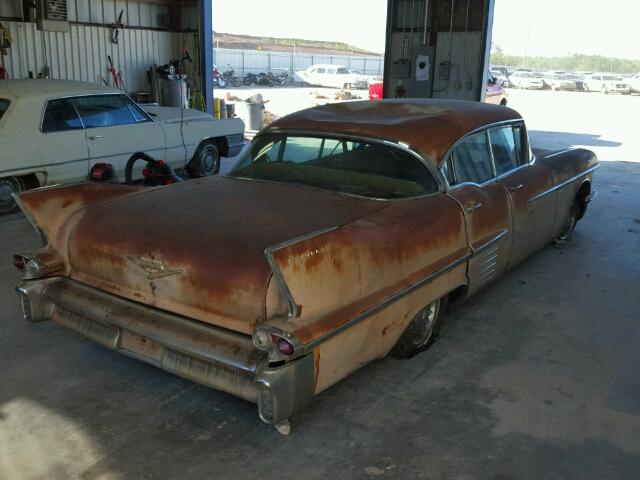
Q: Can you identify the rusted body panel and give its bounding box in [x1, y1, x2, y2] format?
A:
[13, 100, 599, 427]
[268, 195, 467, 343]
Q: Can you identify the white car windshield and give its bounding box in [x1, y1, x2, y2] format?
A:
[229, 134, 439, 199]
[0, 99, 9, 120]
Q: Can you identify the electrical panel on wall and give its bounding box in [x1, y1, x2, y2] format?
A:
[384, 0, 494, 102]
[36, 0, 70, 33]
[387, 0, 432, 98]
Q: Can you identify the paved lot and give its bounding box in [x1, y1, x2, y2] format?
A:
[1, 89, 639, 479]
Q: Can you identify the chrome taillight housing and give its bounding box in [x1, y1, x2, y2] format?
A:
[253, 327, 302, 361]
[13, 252, 64, 279]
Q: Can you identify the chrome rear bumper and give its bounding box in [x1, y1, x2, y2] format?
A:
[15, 277, 314, 424]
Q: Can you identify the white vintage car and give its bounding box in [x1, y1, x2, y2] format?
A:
[294, 64, 371, 89]
[0, 80, 245, 214]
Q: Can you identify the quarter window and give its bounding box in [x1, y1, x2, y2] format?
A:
[0, 99, 9, 121]
[449, 132, 494, 185]
[72, 95, 137, 128]
[489, 126, 519, 175]
[42, 99, 83, 132]
[122, 95, 152, 123]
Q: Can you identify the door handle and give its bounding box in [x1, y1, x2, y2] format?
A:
[465, 202, 482, 213]
[88, 135, 104, 140]
[508, 183, 524, 192]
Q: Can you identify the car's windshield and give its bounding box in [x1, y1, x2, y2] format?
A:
[602, 76, 621, 81]
[0, 99, 9, 121]
[228, 134, 439, 199]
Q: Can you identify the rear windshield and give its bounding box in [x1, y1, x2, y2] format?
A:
[0, 99, 9, 121]
[229, 134, 439, 199]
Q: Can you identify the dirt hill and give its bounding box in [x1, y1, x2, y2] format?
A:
[213, 32, 382, 57]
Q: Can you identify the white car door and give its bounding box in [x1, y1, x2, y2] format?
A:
[34, 98, 90, 185]
[72, 94, 166, 181]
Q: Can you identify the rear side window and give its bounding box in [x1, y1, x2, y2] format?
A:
[42, 99, 83, 132]
[72, 95, 137, 128]
[0, 99, 9, 121]
[449, 132, 494, 185]
[489, 126, 519, 175]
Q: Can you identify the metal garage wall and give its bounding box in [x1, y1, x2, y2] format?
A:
[1, 21, 178, 92]
[0, 0, 182, 92]
[432, 31, 483, 100]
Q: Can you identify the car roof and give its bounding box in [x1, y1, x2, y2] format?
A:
[267, 99, 522, 166]
[309, 64, 347, 69]
[0, 80, 119, 101]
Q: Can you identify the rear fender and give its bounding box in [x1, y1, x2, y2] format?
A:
[16, 182, 142, 250]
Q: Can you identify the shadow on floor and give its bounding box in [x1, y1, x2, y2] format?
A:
[529, 130, 622, 150]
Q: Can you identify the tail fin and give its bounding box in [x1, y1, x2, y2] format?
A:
[17, 182, 140, 245]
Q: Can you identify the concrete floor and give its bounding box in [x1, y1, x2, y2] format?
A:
[1, 90, 639, 479]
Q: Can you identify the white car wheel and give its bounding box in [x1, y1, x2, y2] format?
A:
[0, 176, 24, 215]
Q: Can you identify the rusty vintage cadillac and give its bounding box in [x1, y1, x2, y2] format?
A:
[14, 99, 597, 432]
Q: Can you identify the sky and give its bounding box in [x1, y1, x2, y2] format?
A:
[213, 0, 640, 59]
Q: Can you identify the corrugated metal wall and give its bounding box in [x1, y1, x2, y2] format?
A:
[0, 0, 172, 28]
[432, 31, 483, 100]
[0, 1, 185, 91]
[1, 20, 180, 92]
[213, 48, 384, 76]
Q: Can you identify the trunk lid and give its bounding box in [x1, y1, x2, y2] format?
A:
[67, 177, 388, 334]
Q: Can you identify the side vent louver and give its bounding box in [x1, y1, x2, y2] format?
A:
[37, 0, 70, 32]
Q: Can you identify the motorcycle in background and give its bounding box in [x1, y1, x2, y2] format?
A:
[222, 65, 241, 87]
[213, 66, 227, 88]
[273, 70, 290, 86]
[243, 73, 258, 86]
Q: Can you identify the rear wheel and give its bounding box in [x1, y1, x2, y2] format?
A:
[392, 296, 448, 358]
[0, 176, 24, 215]
[187, 143, 220, 178]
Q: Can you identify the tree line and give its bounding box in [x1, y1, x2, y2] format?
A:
[490, 52, 640, 74]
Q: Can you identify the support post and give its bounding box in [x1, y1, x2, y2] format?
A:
[199, 0, 214, 114]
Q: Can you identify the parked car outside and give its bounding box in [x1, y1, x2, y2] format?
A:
[584, 74, 630, 94]
[485, 73, 509, 105]
[14, 99, 598, 432]
[0, 80, 245, 214]
[367, 75, 507, 105]
[295, 64, 371, 89]
[508, 71, 545, 89]
[628, 73, 640, 94]
[543, 73, 579, 91]
[490, 69, 509, 87]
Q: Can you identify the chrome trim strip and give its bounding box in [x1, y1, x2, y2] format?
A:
[541, 148, 573, 159]
[528, 165, 599, 202]
[303, 253, 470, 351]
[472, 229, 509, 255]
[264, 226, 339, 318]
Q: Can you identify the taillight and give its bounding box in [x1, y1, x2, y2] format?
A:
[13, 255, 26, 271]
[90, 163, 115, 182]
[275, 337, 294, 356]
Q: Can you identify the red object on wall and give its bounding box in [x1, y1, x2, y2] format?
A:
[369, 82, 383, 100]
[0, 65, 8, 80]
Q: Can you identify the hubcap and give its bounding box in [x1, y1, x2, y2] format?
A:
[408, 299, 440, 347]
[202, 150, 215, 172]
[0, 178, 19, 213]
